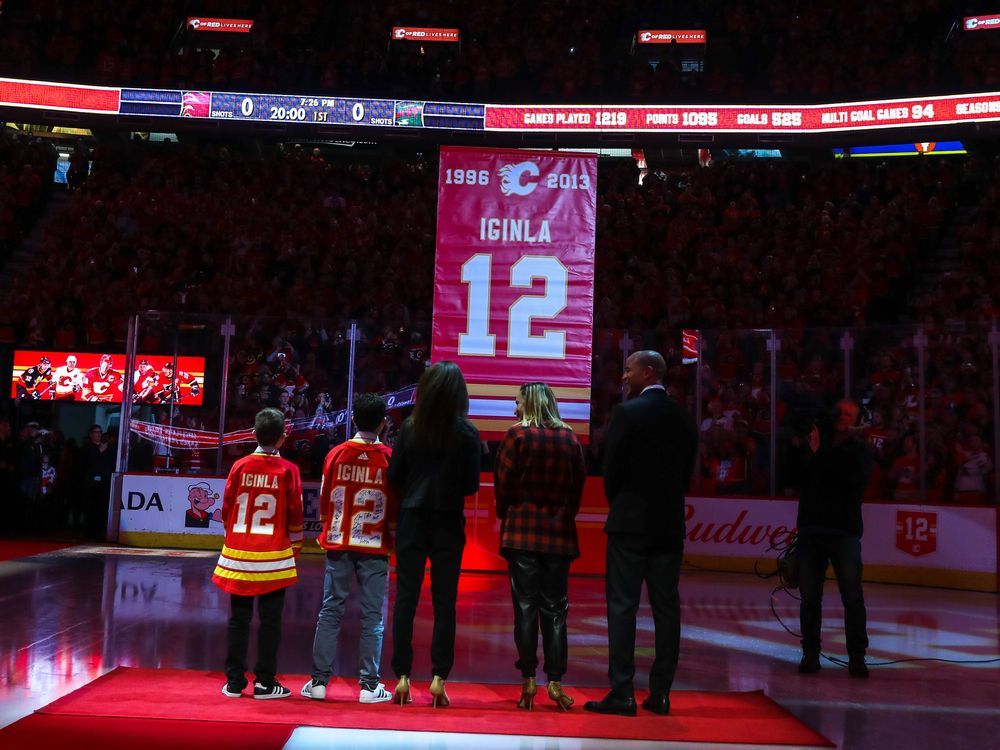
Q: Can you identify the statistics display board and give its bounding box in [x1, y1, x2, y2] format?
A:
[2, 77, 999, 135]
[430, 147, 597, 440]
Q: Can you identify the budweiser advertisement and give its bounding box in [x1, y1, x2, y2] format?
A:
[12, 350, 205, 405]
[431, 147, 597, 440]
[186, 17, 254, 33]
[391, 26, 460, 42]
[637, 29, 707, 44]
[964, 14, 1000, 30]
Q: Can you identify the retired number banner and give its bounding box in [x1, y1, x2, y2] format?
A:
[432, 147, 597, 441]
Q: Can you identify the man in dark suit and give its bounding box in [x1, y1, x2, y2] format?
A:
[585, 351, 698, 717]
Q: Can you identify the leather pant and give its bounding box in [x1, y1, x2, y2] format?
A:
[506, 551, 571, 681]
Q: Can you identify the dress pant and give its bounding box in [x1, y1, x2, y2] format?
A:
[391, 508, 465, 680]
[605, 533, 682, 697]
[798, 532, 868, 656]
[506, 551, 571, 681]
[225, 587, 286, 688]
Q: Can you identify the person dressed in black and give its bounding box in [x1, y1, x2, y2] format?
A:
[0, 420, 15, 534]
[16, 421, 44, 533]
[387, 361, 481, 707]
[796, 399, 873, 678]
[585, 351, 698, 717]
[81, 424, 115, 540]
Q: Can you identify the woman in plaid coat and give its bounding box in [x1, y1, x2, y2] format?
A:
[494, 382, 586, 711]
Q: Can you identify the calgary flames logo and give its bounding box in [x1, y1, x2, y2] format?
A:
[498, 161, 540, 196]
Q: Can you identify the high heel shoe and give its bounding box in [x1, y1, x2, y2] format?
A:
[547, 681, 574, 711]
[517, 677, 537, 710]
[429, 675, 450, 708]
[394, 675, 412, 705]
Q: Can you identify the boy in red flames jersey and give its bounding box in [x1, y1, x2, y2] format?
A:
[302, 394, 397, 704]
[213, 408, 303, 699]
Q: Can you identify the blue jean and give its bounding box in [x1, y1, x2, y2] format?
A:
[310, 550, 389, 687]
[798, 532, 869, 656]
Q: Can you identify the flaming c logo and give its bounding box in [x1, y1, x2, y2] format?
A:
[498, 162, 540, 196]
[189, 18, 201, 28]
[640, 31, 652, 42]
[394, 28, 407, 39]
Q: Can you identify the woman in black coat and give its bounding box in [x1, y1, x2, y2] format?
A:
[388, 361, 481, 707]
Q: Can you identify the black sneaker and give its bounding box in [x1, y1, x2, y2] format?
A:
[798, 652, 821, 674]
[222, 682, 246, 698]
[254, 681, 292, 699]
[848, 657, 870, 678]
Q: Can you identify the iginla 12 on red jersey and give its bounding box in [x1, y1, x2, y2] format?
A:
[318, 439, 396, 555]
[212, 450, 305, 597]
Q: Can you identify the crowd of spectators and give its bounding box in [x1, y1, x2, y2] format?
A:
[0, 418, 116, 537]
[0, 129, 56, 263]
[0, 0, 996, 104]
[0, 138, 995, 501]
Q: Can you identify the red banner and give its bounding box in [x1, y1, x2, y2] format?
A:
[186, 17, 254, 33]
[964, 14, 1000, 30]
[682, 329, 700, 364]
[637, 29, 707, 44]
[431, 147, 596, 440]
[391, 26, 460, 42]
[12, 350, 205, 405]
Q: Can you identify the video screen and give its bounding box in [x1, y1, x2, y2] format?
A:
[12, 351, 206, 405]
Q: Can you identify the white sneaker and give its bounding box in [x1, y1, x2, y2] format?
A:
[359, 682, 393, 704]
[301, 679, 327, 700]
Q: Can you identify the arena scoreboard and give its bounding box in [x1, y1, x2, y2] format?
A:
[2, 77, 1000, 135]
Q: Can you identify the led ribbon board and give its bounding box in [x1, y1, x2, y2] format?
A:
[1, 77, 999, 134]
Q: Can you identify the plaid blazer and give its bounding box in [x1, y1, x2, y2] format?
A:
[494, 424, 585, 558]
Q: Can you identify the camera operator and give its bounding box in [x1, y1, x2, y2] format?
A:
[796, 399, 873, 678]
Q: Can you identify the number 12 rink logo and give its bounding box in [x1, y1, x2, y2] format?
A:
[895, 510, 938, 557]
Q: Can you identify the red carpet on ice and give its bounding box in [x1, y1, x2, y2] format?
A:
[0, 714, 293, 750]
[16, 667, 833, 746]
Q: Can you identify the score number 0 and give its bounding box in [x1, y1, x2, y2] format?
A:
[458, 254, 567, 359]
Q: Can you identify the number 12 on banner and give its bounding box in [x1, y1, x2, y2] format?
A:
[458, 253, 568, 359]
